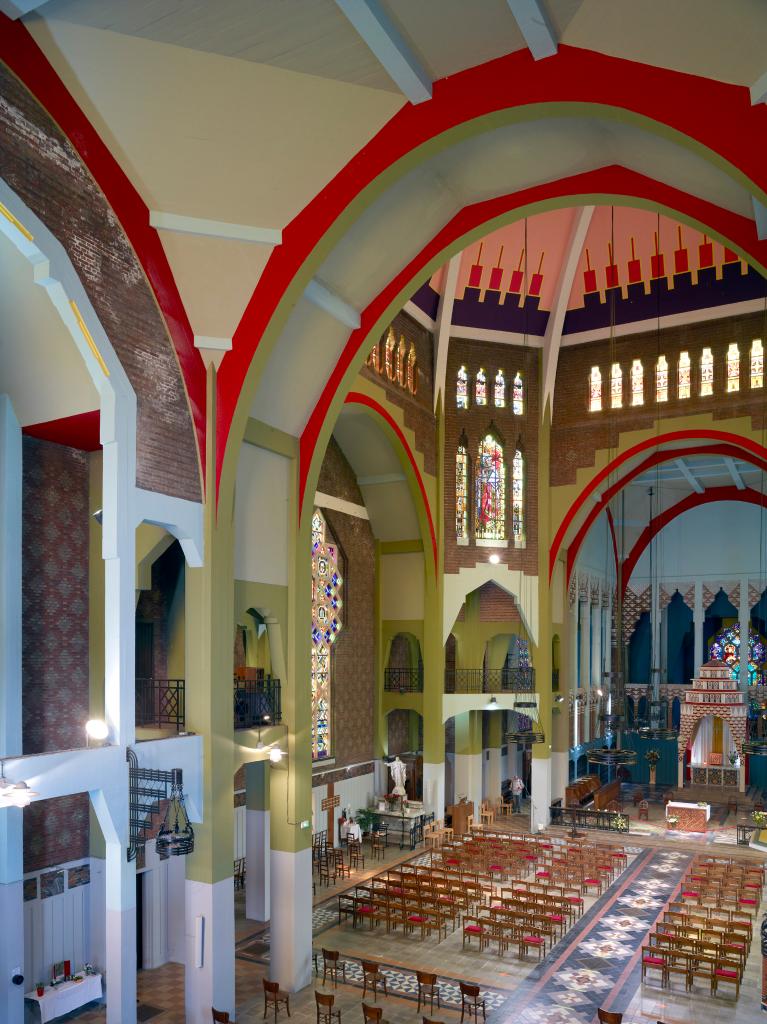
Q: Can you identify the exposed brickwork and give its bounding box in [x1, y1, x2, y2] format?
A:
[312, 761, 375, 787]
[445, 339, 539, 575]
[135, 542, 184, 680]
[387, 634, 411, 671]
[0, 65, 201, 501]
[360, 311, 437, 476]
[24, 794, 90, 873]
[552, 310, 767, 486]
[387, 709, 410, 755]
[478, 580, 521, 621]
[317, 436, 365, 505]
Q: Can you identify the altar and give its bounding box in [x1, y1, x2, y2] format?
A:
[666, 800, 710, 832]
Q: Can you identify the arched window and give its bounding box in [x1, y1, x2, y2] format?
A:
[385, 327, 396, 381]
[476, 434, 505, 541]
[630, 359, 644, 406]
[475, 368, 487, 406]
[367, 340, 380, 373]
[456, 442, 469, 540]
[512, 372, 524, 415]
[726, 342, 740, 392]
[709, 623, 766, 685]
[610, 363, 622, 409]
[397, 336, 407, 386]
[456, 365, 468, 408]
[512, 448, 524, 542]
[311, 510, 343, 761]
[406, 344, 417, 394]
[494, 369, 505, 407]
[656, 355, 668, 403]
[588, 366, 602, 412]
[678, 351, 691, 399]
[700, 347, 714, 396]
[751, 339, 764, 389]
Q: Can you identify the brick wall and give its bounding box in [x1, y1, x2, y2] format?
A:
[478, 580, 521, 621]
[387, 710, 410, 755]
[22, 437, 90, 870]
[317, 436, 364, 504]
[387, 634, 411, 670]
[360, 311, 437, 476]
[135, 541, 184, 679]
[0, 66, 200, 501]
[445, 339, 539, 574]
[552, 310, 767, 486]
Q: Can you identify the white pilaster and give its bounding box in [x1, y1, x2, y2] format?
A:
[693, 579, 704, 675]
[739, 575, 749, 691]
[485, 747, 501, 803]
[104, 840, 137, 1024]
[650, 576, 661, 697]
[569, 585, 579, 694]
[184, 877, 235, 1024]
[246, 809, 270, 921]
[530, 757, 552, 831]
[579, 598, 591, 741]
[270, 847, 312, 992]
[590, 594, 601, 688]
[551, 751, 568, 806]
[453, 754, 482, 811]
[422, 762, 445, 818]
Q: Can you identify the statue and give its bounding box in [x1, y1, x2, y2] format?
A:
[388, 755, 407, 797]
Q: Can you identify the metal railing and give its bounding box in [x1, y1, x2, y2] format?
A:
[444, 667, 535, 694]
[135, 678, 185, 731]
[549, 804, 630, 834]
[233, 675, 282, 729]
[384, 668, 424, 693]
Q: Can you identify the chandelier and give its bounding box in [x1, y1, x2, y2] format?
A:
[155, 769, 195, 859]
[505, 699, 545, 745]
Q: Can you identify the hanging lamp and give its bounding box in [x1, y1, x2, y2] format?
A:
[155, 769, 195, 859]
[505, 699, 545, 746]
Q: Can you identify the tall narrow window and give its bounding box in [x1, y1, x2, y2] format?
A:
[512, 372, 524, 415]
[311, 510, 343, 761]
[476, 435, 505, 541]
[475, 368, 487, 406]
[456, 443, 469, 540]
[631, 359, 644, 406]
[610, 363, 622, 409]
[678, 351, 691, 399]
[406, 344, 418, 394]
[700, 347, 714, 396]
[494, 370, 506, 407]
[751, 339, 764, 389]
[512, 448, 524, 542]
[456, 365, 468, 408]
[588, 366, 602, 412]
[396, 336, 407, 387]
[726, 342, 740, 392]
[367, 340, 380, 373]
[656, 355, 668, 403]
[385, 327, 396, 381]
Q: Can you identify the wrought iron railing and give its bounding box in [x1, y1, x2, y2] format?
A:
[233, 675, 282, 729]
[444, 667, 535, 694]
[384, 668, 424, 693]
[135, 678, 185, 730]
[549, 804, 630, 834]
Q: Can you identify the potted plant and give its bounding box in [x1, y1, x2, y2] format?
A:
[355, 807, 378, 836]
[645, 749, 660, 787]
[728, 751, 739, 767]
[666, 815, 679, 829]
[753, 810, 767, 828]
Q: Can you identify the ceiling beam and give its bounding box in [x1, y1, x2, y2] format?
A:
[751, 69, 767, 105]
[506, 0, 558, 60]
[753, 197, 767, 241]
[334, 0, 432, 104]
[542, 205, 594, 418]
[433, 254, 461, 413]
[304, 278, 360, 329]
[150, 211, 281, 246]
[724, 456, 746, 490]
[674, 458, 704, 494]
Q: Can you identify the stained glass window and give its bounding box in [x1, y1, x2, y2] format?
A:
[512, 372, 524, 415]
[678, 351, 691, 399]
[700, 347, 714, 396]
[630, 359, 644, 406]
[311, 510, 343, 760]
[494, 370, 505, 408]
[456, 366, 468, 409]
[656, 355, 668, 403]
[751, 339, 763, 389]
[367, 340, 380, 373]
[385, 328, 396, 381]
[588, 366, 602, 412]
[406, 344, 417, 394]
[726, 343, 740, 392]
[476, 368, 487, 406]
[610, 363, 622, 409]
[476, 435, 505, 541]
[456, 443, 468, 539]
[397, 336, 407, 387]
[512, 448, 524, 541]
[709, 622, 766, 686]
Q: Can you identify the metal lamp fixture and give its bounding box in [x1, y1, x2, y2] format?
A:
[155, 769, 195, 860]
[505, 699, 545, 745]
[0, 761, 38, 807]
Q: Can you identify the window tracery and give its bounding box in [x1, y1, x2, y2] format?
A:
[700, 347, 714, 396]
[456, 442, 469, 539]
[610, 363, 622, 409]
[311, 510, 342, 761]
[588, 366, 602, 412]
[494, 370, 505, 408]
[512, 372, 524, 415]
[726, 342, 740, 392]
[656, 355, 668, 403]
[751, 339, 764, 389]
[630, 359, 644, 406]
[476, 434, 505, 541]
[475, 368, 487, 406]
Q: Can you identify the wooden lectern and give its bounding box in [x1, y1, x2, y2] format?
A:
[448, 799, 474, 836]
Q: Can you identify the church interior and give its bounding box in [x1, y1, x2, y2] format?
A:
[3, 2, 767, 1023]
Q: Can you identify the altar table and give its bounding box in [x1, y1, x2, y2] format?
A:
[667, 801, 710, 832]
[25, 974, 102, 1023]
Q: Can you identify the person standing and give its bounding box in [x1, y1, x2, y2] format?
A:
[511, 775, 524, 814]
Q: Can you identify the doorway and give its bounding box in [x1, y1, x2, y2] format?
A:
[136, 872, 144, 970]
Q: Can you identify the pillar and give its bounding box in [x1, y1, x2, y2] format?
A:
[693, 579, 704, 675]
[245, 762, 270, 922]
[454, 712, 483, 811]
[485, 711, 502, 802]
[0, 396, 23, 1024]
[422, 403, 445, 818]
[531, 400, 553, 832]
[739, 576, 750, 692]
[569, 581, 579, 695]
[579, 595, 591, 742]
[650, 576, 661, 698]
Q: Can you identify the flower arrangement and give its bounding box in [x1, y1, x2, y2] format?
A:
[644, 749, 660, 765]
[667, 815, 679, 828]
[753, 810, 767, 828]
[728, 751, 739, 766]
[613, 814, 629, 832]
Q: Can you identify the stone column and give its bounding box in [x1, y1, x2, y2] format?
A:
[569, 578, 579, 695]
[485, 710, 502, 803]
[0, 396, 23, 1024]
[739, 576, 749, 691]
[650, 576, 661, 698]
[693, 579, 704, 675]
[454, 712, 483, 812]
[245, 761, 270, 921]
[422, 572, 445, 818]
[579, 595, 591, 742]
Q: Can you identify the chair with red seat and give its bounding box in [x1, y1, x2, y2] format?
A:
[641, 945, 668, 987]
[711, 955, 742, 998]
[518, 929, 546, 961]
[462, 916, 487, 951]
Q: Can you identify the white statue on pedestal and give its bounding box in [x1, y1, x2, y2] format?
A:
[389, 755, 407, 797]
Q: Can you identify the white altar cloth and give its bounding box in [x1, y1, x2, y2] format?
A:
[25, 974, 102, 1022]
[666, 801, 711, 821]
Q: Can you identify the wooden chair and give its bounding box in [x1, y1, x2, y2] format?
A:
[361, 960, 388, 1001]
[641, 946, 667, 987]
[518, 929, 546, 961]
[322, 948, 347, 988]
[315, 992, 341, 1024]
[333, 848, 351, 879]
[711, 956, 742, 998]
[263, 979, 291, 1022]
[371, 832, 386, 861]
[638, 800, 649, 821]
[212, 1011, 230, 1023]
[233, 858, 246, 891]
[361, 1005, 383, 1024]
[597, 1011, 622, 1024]
[416, 971, 441, 1014]
[349, 839, 366, 870]
[459, 982, 486, 1024]
[462, 916, 486, 951]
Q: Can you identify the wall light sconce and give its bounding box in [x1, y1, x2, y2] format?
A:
[85, 719, 109, 746]
[269, 747, 284, 763]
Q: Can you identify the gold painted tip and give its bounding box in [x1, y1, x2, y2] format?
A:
[0, 202, 33, 241]
[70, 300, 110, 377]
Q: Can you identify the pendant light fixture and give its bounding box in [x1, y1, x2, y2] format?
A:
[505, 698, 545, 746]
[155, 769, 195, 860]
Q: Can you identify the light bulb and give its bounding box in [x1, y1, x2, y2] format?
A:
[10, 782, 34, 808]
[269, 747, 283, 763]
[85, 719, 109, 741]
[488, 554, 500, 565]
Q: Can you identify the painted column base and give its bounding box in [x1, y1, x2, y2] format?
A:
[246, 809, 270, 922]
[550, 751, 568, 807]
[184, 877, 235, 1024]
[422, 762, 445, 817]
[453, 753, 482, 813]
[530, 757, 552, 833]
[0, 879, 23, 1024]
[485, 748, 501, 803]
[270, 847, 313, 992]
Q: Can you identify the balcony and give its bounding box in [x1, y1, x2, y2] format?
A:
[233, 674, 282, 729]
[384, 668, 424, 693]
[135, 678, 185, 731]
[444, 667, 535, 694]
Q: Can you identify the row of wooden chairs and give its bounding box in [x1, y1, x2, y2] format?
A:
[642, 940, 744, 998]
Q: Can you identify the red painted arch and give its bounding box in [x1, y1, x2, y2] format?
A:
[344, 391, 437, 572]
[621, 486, 767, 593]
[565, 442, 767, 583]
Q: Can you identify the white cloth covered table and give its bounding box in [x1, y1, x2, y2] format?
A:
[345, 823, 362, 842]
[25, 974, 102, 1022]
